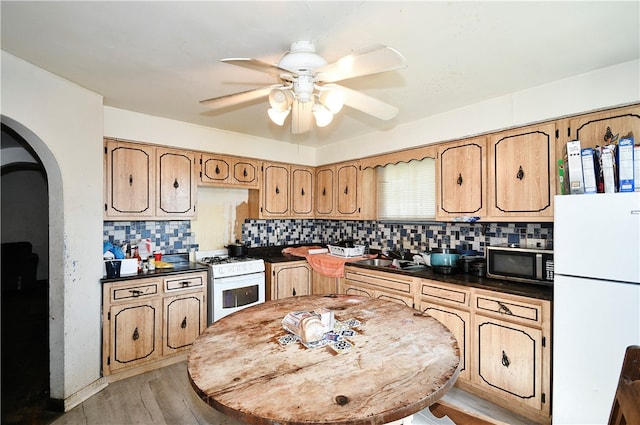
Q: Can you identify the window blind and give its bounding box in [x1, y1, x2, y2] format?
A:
[377, 158, 436, 220]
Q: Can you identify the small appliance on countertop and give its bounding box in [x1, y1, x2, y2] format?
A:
[485, 244, 553, 284]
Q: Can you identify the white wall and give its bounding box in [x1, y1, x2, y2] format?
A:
[1, 51, 105, 407]
[316, 59, 640, 164]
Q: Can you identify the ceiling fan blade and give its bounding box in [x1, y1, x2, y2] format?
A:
[315, 46, 407, 83]
[199, 85, 281, 111]
[336, 84, 399, 120]
[290, 100, 313, 134]
[222, 58, 295, 79]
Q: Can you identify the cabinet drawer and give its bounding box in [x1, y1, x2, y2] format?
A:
[111, 282, 159, 302]
[419, 281, 470, 307]
[164, 274, 205, 293]
[474, 293, 542, 325]
[344, 270, 414, 294]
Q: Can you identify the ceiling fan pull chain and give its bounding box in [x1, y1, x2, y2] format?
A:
[457, 173, 463, 185]
[516, 166, 524, 180]
[173, 178, 179, 189]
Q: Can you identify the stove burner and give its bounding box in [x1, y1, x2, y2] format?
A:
[200, 256, 259, 265]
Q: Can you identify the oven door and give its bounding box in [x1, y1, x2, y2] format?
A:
[210, 272, 265, 324]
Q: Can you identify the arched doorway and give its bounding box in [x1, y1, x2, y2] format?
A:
[1, 119, 61, 424]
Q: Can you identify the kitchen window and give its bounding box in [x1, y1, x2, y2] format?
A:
[377, 159, 436, 221]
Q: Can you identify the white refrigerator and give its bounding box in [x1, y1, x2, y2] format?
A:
[553, 193, 640, 425]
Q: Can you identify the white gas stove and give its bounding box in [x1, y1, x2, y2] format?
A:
[195, 249, 265, 324]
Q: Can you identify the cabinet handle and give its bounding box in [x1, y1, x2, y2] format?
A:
[173, 178, 179, 189]
[516, 166, 524, 180]
[344, 186, 348, 195]
[130, 289, 142, 297]
[301, 188, 305, 196]
[457, 173, 463, 185]
[215, 165, 220, 175]
[243, 168, 248, 177]
[129, 174, 133, 186]
[497, 301, 513, 315]
[292, 287, 296, 296]
[501, 350, 510, 368]
[181, 281, 190, 287]
[275, 186, 280, 194]
[132, 327, 139, 341]
[322, 188, 326, 196]
[181, 317, 187, 329]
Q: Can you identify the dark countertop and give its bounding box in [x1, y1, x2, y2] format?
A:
[248, 245, 553, 301]
[100, 261, 208, 284]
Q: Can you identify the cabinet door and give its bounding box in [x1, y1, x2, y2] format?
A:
[315, 166, 335, 216]
[312, 270, 338, 295]
[107, 299, 162, 373]
[488, 123, 556, 220]
[271, 263, 311, 299]
[291, 166, 314, 217]
[262, 163, 290, 217]
[156, 148, 196, 217]
[104, 140, 155, 218]
[420, 301, 470, 381]
[163, 293, 205, 355]
[437, 138, 486, 219]
[567, 105, 640, 150]
[233, 159, 259, 187]
[336, 163, 359, 216]
[200, 154, 231, 185]
[473, 315, 544, 412]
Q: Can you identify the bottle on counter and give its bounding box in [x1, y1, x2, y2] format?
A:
[148, 255, 156, 270]
[133, 247, 142, 271]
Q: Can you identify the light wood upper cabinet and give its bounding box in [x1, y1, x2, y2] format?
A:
[291, 165, 314, 217]
[487, 122, 556, 221]
[200, 153, 259, 188]
[260, 162, 290, 217]
[436, 137, 487, 220]
[104, 139, 156, 219]
[105, 139, 196, 220]
[156, 148, 197, 217]
[314, 161, 376, 219]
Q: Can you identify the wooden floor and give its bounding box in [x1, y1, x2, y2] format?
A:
[50, 361, 537, 425]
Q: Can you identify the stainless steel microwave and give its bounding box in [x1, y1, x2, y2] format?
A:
[486, 245, 554, 284]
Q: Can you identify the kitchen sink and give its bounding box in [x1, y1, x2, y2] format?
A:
[353, 258, 428, 272]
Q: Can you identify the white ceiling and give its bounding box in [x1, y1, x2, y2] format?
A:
[2, 1, 638, 147]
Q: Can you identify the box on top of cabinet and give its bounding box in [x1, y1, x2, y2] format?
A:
[617, 136, 635, 192]
[564, 140, 584, 194]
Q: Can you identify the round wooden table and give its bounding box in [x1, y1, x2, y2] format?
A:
[188, 295, 460, 425]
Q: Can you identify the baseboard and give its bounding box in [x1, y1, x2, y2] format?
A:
[47, 377, 109, 412]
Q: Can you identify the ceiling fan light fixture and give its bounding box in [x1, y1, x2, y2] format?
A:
[318, 85, 345, 114]
[268, 107, 291, 126]
[312, 103, 333, 128]
[268, 88, 293, 112]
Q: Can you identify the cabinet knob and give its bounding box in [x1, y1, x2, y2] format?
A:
[501, 350, 510, 368]
[292, 287, 296, 296]
[243, 168, 248, 177]
[215, 165, 220, 175]
[132, 327, 139, 341]
[322, 188, 326, 196]
[344, 186, 349, 195]
[181, 317, 187, 329]
[275, 186, 280, 194]
[497, 301, 513, 315]
[129, 174, 133, 186]
[301, 188, 305, 196]
[516, 166, 524, 180]
[457, 173, 463, 186]
[173, 178, 179, 189]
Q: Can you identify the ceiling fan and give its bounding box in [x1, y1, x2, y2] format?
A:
[199, 41, 407, 134]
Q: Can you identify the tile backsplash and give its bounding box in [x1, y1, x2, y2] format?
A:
[104, 219, 552, 255]
[242, 219, 553, 254]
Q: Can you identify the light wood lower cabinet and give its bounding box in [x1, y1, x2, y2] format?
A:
[418, 280, 471, 381]
[311, 270, 339, 295]
[266, 261, 311, 300]
[340, 268, 415, 308]
[102, 271, 207, 378]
